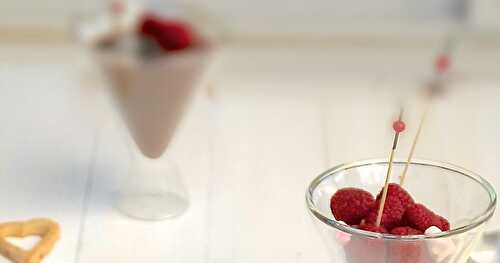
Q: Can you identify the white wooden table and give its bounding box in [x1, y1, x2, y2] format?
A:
[0, 41, 499, 263]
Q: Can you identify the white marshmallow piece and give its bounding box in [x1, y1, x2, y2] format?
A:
[425, 226, 456, 262]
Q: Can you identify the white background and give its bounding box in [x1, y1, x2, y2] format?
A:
[2, 0, 499, 35]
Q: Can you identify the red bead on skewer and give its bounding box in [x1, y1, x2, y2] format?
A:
[435, 54, 451, 74]
[393, 120, 406, 133]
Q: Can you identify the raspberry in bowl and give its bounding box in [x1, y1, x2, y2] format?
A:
[306, 159, 496, 263]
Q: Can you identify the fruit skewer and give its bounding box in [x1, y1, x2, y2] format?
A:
[399, 32, 457, 186]
[376, 108, 406, 227]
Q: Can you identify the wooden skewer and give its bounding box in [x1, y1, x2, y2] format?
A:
[399, 29, 458, 186]
[399, 102, 430, 186]
[376, 144, 397, 227]
[376, 108, 405, 227]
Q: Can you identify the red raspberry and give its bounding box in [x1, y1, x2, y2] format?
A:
[398, 215, 410, 227]
[376, 183, 414, 209]
[138, 14, 194, 51]
[390, 226, 423, 236]
[358, 223, 388, 233]
[330, 188, 375, 225]
[404, 204, 434, 231]
[139, 14, 163, 36]
[404, 204, 450, 232]
[154, 22, 193, 51]
[434, 215, 450, 231]
[364, 194, 405, 229]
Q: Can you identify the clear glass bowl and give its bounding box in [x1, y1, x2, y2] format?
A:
[306, 159, 497, 263]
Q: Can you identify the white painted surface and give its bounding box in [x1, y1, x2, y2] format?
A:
[0, 0, 463, 31]
[469, 0, 500, 31]
[0, 42, 499, 263]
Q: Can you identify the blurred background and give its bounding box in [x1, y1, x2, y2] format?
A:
[2, 0, 500, 38]
[1, 0, 500, 262]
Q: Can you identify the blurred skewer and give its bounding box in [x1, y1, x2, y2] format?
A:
[399, 29, 460, 186]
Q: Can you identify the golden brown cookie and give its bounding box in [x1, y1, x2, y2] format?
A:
[0, 218, 60, 263]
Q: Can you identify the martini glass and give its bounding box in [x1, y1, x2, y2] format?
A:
[306, 159, 497, 263]
[95, 43, 213, 220]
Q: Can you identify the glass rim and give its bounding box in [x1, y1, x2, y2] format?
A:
[306, 158, 497, 241]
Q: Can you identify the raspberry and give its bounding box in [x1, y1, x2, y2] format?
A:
[390, 226, 423, 236]
[404, 204, 434, 231]
[398, 215, 409, 227]
[404, 204, 450, 232]
[358, 223, 388, 233]
[434, 215, 450, 231]
[364, 194, 405, 229]
[155, 22, 193, 51]
[330, 188, 375, 225]
[376, 183, 414, 209]
[139, 14, 163, 37]
[138, 14, 194, 51]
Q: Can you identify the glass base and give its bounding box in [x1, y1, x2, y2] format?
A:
[113, 152, 190, 221]
[116, 192, 189, 220]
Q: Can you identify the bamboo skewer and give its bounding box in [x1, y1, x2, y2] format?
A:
[376, 108, 405, 227]
[399, 102, 430, 186]
[398, 29, 459, 186]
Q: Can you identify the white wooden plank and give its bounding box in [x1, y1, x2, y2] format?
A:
[322, 79, 411, 165]
[0, 46, 97, 263]
[206, 79, 329, 263]
[76, 90, 213, 263]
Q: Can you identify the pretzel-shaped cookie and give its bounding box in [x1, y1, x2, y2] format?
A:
[0, 218, 60, 263]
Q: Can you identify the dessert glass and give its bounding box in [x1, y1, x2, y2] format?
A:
[306, 159, 497, 263]
[95, 43, 214, 221]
